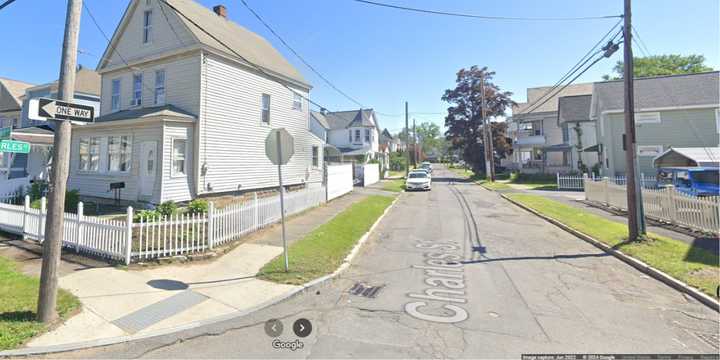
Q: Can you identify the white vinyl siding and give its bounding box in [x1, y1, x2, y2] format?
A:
[111, 79, 121, 111]
[635, 112, 661, 124]
[161, 124, 193, 202]
[154, 69, 165, 105]
[132, 74, 143, 106]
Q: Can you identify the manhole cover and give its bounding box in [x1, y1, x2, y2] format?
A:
[349, 282, 384, 298]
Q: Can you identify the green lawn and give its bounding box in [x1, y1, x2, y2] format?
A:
[506, 194, 719, 298]
[257, 195, 395, 284]
[479, 181, 512, 191]
[382, 179, 405, 193]
[0, 256, 80, 350]
[387, 170, 405, 178]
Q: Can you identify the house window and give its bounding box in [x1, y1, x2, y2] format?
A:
[143, 10, 153, 44]
[637, 145, 663, 157]
[261, 94, 270, 124]
[562, 124, 570, 143]
[108, 136, 132, 172]
[635, 112, 661, 124]
[78, 137, 100, 172]
[111, 79, 121, 111]
[132, 74, 142, 106]
[354, 129, 361, 142]
[364, 129, 370, 143]
[312, 146, 319, 167]
[348, 130, 352, 142]
[172, 138, 186, 176]
[154, 70, 165, 105]
[292, 93, 302, 111]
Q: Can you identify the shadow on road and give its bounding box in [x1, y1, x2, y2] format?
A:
[461, 252, 609, 264]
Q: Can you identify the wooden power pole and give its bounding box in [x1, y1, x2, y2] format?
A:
[37, 0, 82, 323]
[623, 0, 646, 241]
[480, 72, 495, 181]
[405, 101, 409, 177]
[412, 117, 417, 166]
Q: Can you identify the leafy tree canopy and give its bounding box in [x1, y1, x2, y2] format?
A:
[602, 54, 713, 80]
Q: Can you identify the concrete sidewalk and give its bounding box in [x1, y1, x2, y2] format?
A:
[4, 191, 369, 349]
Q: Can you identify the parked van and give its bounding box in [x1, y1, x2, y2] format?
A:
[656, 167, 719, 197]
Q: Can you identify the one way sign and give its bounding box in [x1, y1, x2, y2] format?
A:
[29, 98, 95, 123]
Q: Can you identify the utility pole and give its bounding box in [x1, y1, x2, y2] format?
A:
[37, 0, 82, 323]
[412, 118, 417, 167]
[405, 101, 409, 177]
[480, 72, 495, 181]
[623, 0, 646, 241]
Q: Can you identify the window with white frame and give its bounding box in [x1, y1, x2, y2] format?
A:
[172, 138, 186, 176]
[261, 94, 270, 123]
[635, 112, 661, 124]
[348, 130, 352, 142]
[154, 70, 165, 105]
[637, 145, 663, 157]
[292, 93, 302, 111]
[364, 129, 370, 143]
[108, 136, 132, 172]
[354, 129, 361, 142]
[132, 74, 142, 106]
[111, 79, 121, 111]
[78, 137, 100, 172]
[312, 146, 319, 167]
[143, 10, 153, 44]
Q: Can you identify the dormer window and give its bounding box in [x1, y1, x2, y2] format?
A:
[111, 78, 121, 111]
[143, 10, 153, 44]
[132, 74, 142, 106]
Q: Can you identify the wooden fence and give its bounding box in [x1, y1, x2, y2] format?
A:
[584, 178, 719, 235]
[0, 186, 328, 264]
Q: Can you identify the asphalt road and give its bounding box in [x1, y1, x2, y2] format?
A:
[48, 166, 719, 359]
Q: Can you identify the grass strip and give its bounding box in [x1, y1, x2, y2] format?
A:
[381, 179, 406, 193]
[257, 195, 395, 284]
[506, 193, 719, 298]
[0, 256, 80, 350]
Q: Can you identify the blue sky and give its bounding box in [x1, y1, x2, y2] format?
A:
[1, 0, 718, 133]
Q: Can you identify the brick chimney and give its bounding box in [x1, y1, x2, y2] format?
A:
[213, 5, 227, 18]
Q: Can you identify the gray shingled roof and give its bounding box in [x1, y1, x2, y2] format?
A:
[558, 94, 592, 123]
[96, 105, 195, 122]
[513, 82, 593, 114]
[324, 109, 379, 130]
[310, 111, 330, 129]
[590, 71, 719, 118]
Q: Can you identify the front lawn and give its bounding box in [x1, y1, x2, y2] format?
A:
[387, 170, 405, 179]
[0, 256, 80, 350]
[506, 194, 719, 298]
[479, 181, 512, 191]
[382, 179, 405, 193]
[257, 195, 395, 284]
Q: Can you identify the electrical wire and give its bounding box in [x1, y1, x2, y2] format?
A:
[0, 0, 17, 12]
[352, 0, 622, 21]
[631, 25, 651, 57]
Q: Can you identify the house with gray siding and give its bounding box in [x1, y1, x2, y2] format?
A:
[557, 94, 599, 174]
[591, 71, 720, 177]
[67, 0, 323, 204]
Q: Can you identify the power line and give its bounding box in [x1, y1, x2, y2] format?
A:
[240, 0, 366, 109]
[631, 25, 651, 56]
[0, 0, 17, 12]
[353, 0, 622, 21]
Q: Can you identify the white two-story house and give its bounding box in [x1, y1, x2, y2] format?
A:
[321, 108, 381, 162]
[67, 0, 323, 204]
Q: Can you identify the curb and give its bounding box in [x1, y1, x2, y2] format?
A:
[0, 194, 401, 357]
[499, 193, 719, 313]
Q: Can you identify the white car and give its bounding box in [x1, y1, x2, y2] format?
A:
[411, 168, 431, 178]
[406, 171, 431, 191]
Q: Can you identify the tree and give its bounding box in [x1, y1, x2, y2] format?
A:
[602, 54, 713, 80]
[442, 66, 515, 175]
[415, 121, 441, 154]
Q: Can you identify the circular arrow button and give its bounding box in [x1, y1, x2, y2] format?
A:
[293, 318, 312, 338]
[264, 319, 283, 337]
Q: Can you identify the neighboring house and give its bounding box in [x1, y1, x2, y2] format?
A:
[323, 108, 382, 162]
[67, 0, 323, 204]
[591, 71, 720, 177]
[0, 78, 35, 180]
[510, 82, 593, 173]
[557, 94, 599, 174]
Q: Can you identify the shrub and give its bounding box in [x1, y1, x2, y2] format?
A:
[28, 181, 48, 201]
[389, 152, 407, 171]
[188, 199, 209, 214]
[156, 201, 177, 216]
[64, 190, 80, 213]
[134, 209, 161, 222]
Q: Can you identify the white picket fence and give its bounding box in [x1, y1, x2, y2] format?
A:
[584, 178, 720, 235]
[557, 173, 656, 191]
[0, 186, 329, 264]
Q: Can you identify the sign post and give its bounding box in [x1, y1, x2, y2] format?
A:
[265, 128, 294, 272]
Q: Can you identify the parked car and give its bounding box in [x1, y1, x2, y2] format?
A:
[420, 162, 432, 174]
[406, 171, 431, 191]
[657, 167, 719, 197]
[411, 168, 431, 178]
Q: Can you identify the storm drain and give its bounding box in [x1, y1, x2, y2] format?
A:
[112, 290, 208, 333]
[349, 282, 384, 298]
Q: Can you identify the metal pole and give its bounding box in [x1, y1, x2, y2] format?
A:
[405, 102, 409, 177]
[276, 131, 289, 272]
[37, 0, 82, 323]
[623, 0, 646, 240]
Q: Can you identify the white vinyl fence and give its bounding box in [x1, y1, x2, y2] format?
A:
[362, 163, 380, 187]
[584, 178, 719, 235]
[557, 173, 656, 191]
[0, 186, 329, 264]
[326, 164, 353, 201]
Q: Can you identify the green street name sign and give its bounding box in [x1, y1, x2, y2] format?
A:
[0, 127, 10, 140]
[0, 140, 30, 154]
